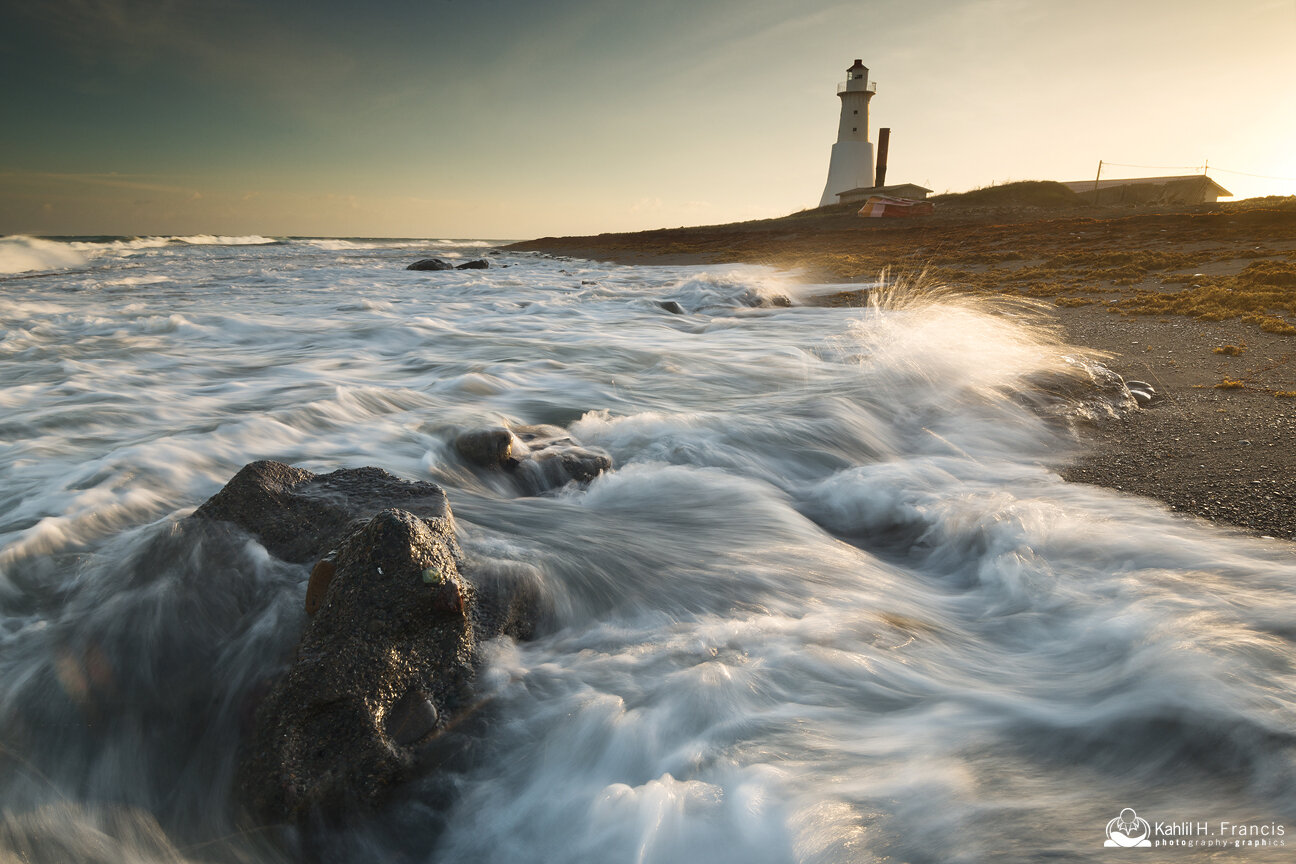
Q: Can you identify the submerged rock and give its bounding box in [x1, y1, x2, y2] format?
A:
[1017, 360, 1137, 423]
[188, 461, 544, 822]
[454, 424, 612, 493]
[406, 258, 455, 271]
[406, 258, 490, 272]
[657, 300, 685, 315]
[453, 427, 518, 471]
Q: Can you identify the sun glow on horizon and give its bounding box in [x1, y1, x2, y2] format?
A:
[1, 0, 1293, 237]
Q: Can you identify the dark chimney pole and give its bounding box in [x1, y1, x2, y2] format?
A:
[874, 127, 891, 187]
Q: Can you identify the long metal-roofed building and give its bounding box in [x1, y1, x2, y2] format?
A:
[1061, 175, 1232, 205]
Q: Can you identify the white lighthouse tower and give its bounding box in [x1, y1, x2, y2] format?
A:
[818, 59, 876, 207]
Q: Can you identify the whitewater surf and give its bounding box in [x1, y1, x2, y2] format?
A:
[1, 235, 1293, 862]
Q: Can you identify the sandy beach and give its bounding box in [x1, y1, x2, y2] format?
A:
[508, 195, 1296, 539]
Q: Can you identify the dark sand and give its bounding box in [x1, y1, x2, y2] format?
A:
[506, 199, 1296, 539]
[1051, 304, 1296, 540]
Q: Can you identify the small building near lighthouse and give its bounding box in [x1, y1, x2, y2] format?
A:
[835, 183, 932, 205]
[818, 60, 877, 208]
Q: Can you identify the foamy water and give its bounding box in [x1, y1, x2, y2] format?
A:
[1, 236, 1294, 862]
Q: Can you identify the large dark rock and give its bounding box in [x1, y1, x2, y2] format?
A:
[192, 461, 451, 564]
[237, 509, 474, 820]
[188, 461, 543, 822]
[406, 258, 455, 271]
[454, 424, 612, 494]
[454, 259, 489, 270]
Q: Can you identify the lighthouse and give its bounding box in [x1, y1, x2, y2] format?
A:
[818, 59, 876, 207]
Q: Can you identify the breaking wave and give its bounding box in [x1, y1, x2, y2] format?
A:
[68, 235, 281, 254]
[0, 235, 86, 274]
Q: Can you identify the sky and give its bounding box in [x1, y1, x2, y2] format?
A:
[1, 0, 1294, 239]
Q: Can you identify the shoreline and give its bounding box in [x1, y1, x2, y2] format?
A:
[505, 201, 1296, 539]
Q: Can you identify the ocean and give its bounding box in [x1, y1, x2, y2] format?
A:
[1, 233, 1294, 862]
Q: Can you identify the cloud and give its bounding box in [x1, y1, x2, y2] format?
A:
[630, 197, 664, 213]
[20, 0, 225, 68]
[18, 0, 357, 101]
[0, 171, 202, 197]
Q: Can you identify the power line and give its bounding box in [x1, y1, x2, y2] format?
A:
[1207, 166, 1296, 182]
[1101, 162, 1203, 171]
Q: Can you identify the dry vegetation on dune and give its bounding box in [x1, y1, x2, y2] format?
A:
[928, 180, 1085, 209]
[1113, 260, 1296, 334]
[507, 187, 1296, 337]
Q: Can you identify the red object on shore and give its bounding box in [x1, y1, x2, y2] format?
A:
[858, 195, 934, 218]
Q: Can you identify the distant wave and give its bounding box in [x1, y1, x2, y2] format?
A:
[0, 235, 493, 275]
[301, 239, 421, 251]
[304, 237, 499, 252]
[69, 235, 281, 253]
[0, 235, 87, 274]
[304, 239, 373, 251]
[170, 234, 279, 246]
[71, 237, 173, 252]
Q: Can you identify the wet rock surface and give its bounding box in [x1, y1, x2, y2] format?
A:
[454, 424, 613, 494]
[406, 258, 490, 271]
[1124, 379, 1157, 405]
[192, 460, 451, 564]
[406, 258, 455, 271]
[1016, 361, 1138, 423]
[237, 509, 474, 821]
[188, 461, 543, 822]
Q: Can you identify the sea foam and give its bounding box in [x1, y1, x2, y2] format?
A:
[0, 242, 1293, 863]
[0, 235, 86, 274]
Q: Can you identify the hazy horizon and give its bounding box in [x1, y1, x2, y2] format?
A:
[3, 0, 1294, 239]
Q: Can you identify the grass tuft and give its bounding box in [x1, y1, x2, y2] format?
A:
[1115, 262, 1296, 335]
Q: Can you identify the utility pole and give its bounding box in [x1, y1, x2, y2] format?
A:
[1092, 160, 1103, 205]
